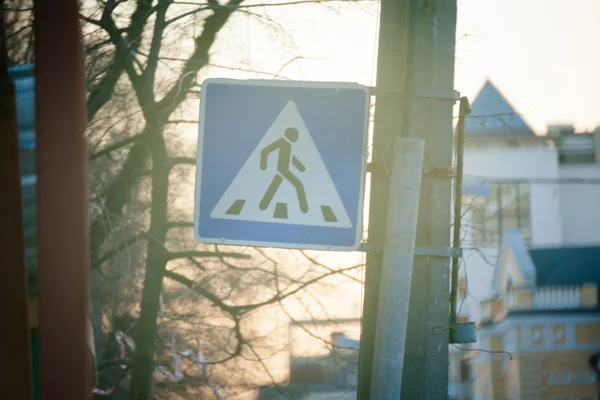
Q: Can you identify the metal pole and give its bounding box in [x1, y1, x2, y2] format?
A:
[356, 0, 411, 397]
[370, 137, 424, 400]
[0, 4, 34, 398]
[33, 0, 92, 398]
[401, 0, 458, 398]
[449, 97, 470, 325]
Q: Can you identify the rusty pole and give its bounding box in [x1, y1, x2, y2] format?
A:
[33, 0, 91, 398]
[0, 4, 34, 399]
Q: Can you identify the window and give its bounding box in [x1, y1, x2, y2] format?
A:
[548, 371, 571, 385]
[460, 359, 471, 382]
[470, 183, 531, 245]
[559, 152, 596, 164]
[571, 371, 597, 385]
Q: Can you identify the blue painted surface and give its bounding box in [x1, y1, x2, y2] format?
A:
[465, 80, 535, 137]
[8, 63, 39, 399]
[10, 64, 36, 140]
[462, 180, 490, 198]
[530, 246, 600, 301]
[8, 64, 38, 279]
[195, 80, 369, 250]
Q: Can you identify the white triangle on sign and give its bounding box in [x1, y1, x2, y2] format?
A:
[210, 100, 352, 228]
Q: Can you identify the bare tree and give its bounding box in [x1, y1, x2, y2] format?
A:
[5, 0, 372, 397]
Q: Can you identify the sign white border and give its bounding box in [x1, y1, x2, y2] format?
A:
[193, 78, 371, 251]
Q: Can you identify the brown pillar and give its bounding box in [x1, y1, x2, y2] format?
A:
[0, 4, 34, 398]
[33, 0, 91, 398]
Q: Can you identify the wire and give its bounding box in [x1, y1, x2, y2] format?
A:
[432, 257, 468, 336]
[464, 175, 600, 185]
[451, 344, 513, 360]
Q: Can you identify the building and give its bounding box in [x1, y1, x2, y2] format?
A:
[450, 81, 600, 399]
[461, 81, 600, 251]
[250, 79, 600, 399]
[256, 320, 360, 399]
[554, 127, 600, 246]
[468, 231, 600, 400]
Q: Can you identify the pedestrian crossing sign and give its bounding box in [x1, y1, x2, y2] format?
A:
[194, 79, 370, 251]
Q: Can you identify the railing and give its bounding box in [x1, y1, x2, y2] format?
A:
[506, 286, 581, 310]
[532, 286, 580, 309]
[481, 286, 591, 323]
[480, 284, 598, 323]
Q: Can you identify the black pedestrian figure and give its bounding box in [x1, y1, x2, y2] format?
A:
[259, 127, 308, 213]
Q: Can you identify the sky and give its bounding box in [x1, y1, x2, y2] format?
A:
[204, 0, 600, 135]
[455, 0, 600, 134]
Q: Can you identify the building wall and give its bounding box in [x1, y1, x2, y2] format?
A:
[456, 139, 600, 400]
[448, 350, 463, 399]
[470, 315, 600, 400]
[505, 355, 521, 399]
[519, 351, 598, 400]
[459, 146, 562, 325]
[559, 164, 600, 245]
[461, 247, 498, 324]
[469, 328, 507, 400]
[575, 322, 600, 344]
[463, 146, 563, 246]
[472, 359, 493, 400]
[498, 249, 523, 294]
[489, 357, 506, 399]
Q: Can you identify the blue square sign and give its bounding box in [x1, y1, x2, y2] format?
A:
[194, 79, 370, 251]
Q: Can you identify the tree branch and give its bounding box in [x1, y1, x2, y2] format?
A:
[80, 2, 128, 122]
[90, 133, 146, 161]
[300, 250, 364, 284]
[166, 251, 251, 261]
[165, 119, 199, 124]
[168, 261, 363, 321]
[3, 7, 34, 12]
[92, 232, 147, 269]
[163, 270, 236, 314]
[157, 0, 245, 115]
[234, 263, 364, 313]
[86, 61, 127, 122]
[165, 5, 211, 26]
[143, 0, 171, 98]
[93, 3, 157, 119]
[91, 138, 150, 261]
[97, 358, 134, 370]
[186, 256, 206, 271]
[126, 0, 156, 52]
[169, 156, 196, 166]
[173, 0, 359, 8]
[167, 221, 194, 229]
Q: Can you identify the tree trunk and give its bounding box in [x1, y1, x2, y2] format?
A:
[129, 125, 170, 400]
[90, 138, 150, 263]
